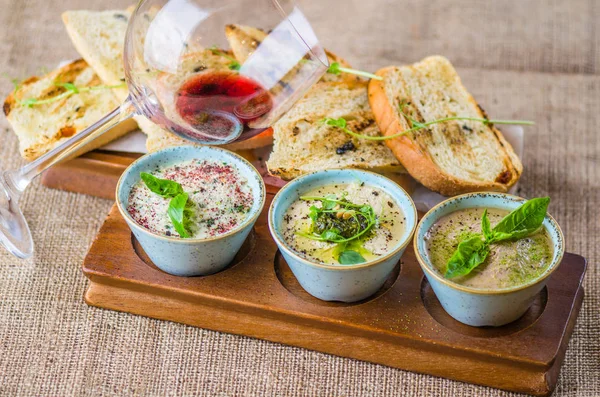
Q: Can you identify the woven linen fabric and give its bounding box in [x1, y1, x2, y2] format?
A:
[0, 0, 598, 395]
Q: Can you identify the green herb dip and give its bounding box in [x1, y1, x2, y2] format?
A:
[425, 207, 554, 289]
[281, 183, 406, 265]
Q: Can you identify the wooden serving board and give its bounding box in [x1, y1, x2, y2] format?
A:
[83, 196, 587, 396]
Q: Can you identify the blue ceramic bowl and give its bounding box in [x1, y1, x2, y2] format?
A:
[269, 169, 417, 302]
[414, 193, 564, 327]
[116, 145, 265, 276]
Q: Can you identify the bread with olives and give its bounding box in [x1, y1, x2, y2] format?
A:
[368, 56, 522, 196]
[267, 80, 405, 180]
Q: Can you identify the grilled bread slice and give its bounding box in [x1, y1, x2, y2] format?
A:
[62, 10, 131, 101]
[224, 24, 359, 84]
[3, 59, 136, 161]
[267, 81, 405, 180]
[368, 56, 522, 196]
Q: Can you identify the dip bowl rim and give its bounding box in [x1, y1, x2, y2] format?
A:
[413, 192, 565, 295]
[268, 168, 418, 271]
[115, 145, 266, 244]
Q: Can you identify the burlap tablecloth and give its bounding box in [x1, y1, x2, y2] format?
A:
[0, 0, 598, 395]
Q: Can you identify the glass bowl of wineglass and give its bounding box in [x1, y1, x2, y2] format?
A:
[0, 0, 328, 258]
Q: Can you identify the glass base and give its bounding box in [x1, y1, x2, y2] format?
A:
[0, 173, 33, 259]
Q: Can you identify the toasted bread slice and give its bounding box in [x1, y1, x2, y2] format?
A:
[368, 56, 522, 196]
[224, 24, 358, 84]
[62, 10, 131, 101]
[267, 81, 405, 180]
[3, 59, 137, 161]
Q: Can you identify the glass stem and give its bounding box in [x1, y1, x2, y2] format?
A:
[3, 97, 136, 196]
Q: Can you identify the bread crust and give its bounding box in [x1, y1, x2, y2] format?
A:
[368, 66, 522, 196]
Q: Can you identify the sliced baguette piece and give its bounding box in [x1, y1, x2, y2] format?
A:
[224, 24, 359, 84]
[267, 81, 405, 180]
[3, 59, 136, 161]
[368, 56, 523, 196]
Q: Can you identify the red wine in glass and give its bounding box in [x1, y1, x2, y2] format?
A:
[174, 71, 273, 143]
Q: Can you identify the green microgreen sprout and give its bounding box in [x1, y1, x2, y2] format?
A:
[320, 101, 535, 141]
[209, 45, 242, 71]
[297, 193, 378, 264]
[2, 73, 23, 92]
[18, 81, 126, 108]
[327, 62, 383, 81]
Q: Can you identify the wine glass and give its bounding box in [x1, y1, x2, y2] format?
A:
[0, 0, 329, 258]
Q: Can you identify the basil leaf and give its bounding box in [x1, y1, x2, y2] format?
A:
[168, 193, 191, 238]
[141, 172, 184, 198]
[481, 209, 493, 241]
[445, 236, 490, 279]
[492, 197, 550, 241]
[338, 250, 366, 265]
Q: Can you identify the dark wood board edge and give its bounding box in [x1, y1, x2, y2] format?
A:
[41, 151, 141, 200]
[85, 282, 580, 396]
[543, 284, 585, 391]
[83, 276, 584, 396]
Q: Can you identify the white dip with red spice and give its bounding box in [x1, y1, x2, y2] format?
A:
[127, 159, 254, 239]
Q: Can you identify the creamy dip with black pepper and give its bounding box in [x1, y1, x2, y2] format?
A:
[127, 159, 253, 239]
[425, 208, 554, 289]
[281, 183, 406, 265]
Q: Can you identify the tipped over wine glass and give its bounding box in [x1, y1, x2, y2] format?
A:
[0, 0, 329, 258]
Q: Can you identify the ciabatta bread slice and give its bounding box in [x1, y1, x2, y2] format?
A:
[224, 24, 359, 84]
[3, 59, 136, 161]
[62, 10, 131, 101]
[267, 81, 405, 180]
[368, 56, 522, 196]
